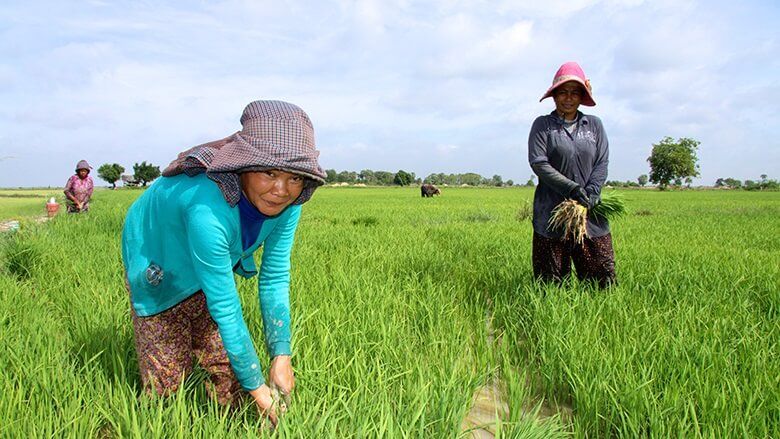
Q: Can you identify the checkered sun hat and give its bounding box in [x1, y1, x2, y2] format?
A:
[162, 100, 326, 206]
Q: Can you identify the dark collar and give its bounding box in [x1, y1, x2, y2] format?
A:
[238, 192, 268, 222]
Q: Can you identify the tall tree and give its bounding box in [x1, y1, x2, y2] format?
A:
[647, 136, 700, 189]
[460, 173, 483, 186]
[393, 170, 413, 186]
[97, 163, 125, 189]
[358, 169, 376, 185]
[374, 171, 395, 185]
[424, 173, 441, 184]
[337, 170, 357, 183]
[133, 161, 161, 187]
[637, 174, 648, 187]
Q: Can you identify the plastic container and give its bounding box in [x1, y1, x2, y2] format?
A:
[46, 197, 60, 217]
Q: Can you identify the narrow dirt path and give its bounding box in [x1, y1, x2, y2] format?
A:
[0, 219, 20, 232]
[461, 302, 507, 437]
[0, 215, 50, 232]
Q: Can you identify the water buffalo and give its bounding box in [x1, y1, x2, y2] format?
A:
[421, 184, 441, 197]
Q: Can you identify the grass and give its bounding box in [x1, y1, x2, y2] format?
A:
[0, 186, 778, 437]
[0, 190, 60, 219]
[0, 188, 110, 219]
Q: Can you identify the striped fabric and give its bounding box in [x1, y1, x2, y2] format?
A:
[163, 100, 326, 206]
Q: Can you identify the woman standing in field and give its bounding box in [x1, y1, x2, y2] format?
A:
[63, 160, 94, 213]
[122, 100, 326, 426]
[527, 62, 615, 288]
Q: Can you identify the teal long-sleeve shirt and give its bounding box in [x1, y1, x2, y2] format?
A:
[121, 173, 300, 390]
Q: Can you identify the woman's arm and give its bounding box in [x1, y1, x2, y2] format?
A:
[528, 118, 580, 196]
[584, 120, 609, 197]
[258, 205, 301, 358]
[86, 177, 94, 200]
[63, 176, 78, 204]
[185, 206, 264, 391]
[259, 205, 302, 394]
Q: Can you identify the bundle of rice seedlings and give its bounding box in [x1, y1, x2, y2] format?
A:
[548, 192, 626, 244]
[549, 199, 588, 244]
[591, 191, 626, 221]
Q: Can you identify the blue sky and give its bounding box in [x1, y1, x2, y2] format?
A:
[1, 0, 778, 187]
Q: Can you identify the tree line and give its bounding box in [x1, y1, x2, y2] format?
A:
[713, 175, 778, 191]
[93, 136, 776, 191]
[324, 169, 523, 187]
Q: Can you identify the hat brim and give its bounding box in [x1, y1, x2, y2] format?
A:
[210, 136, 326, 184]
[238, 165, 326, 186]
[539, 76, 596, 106]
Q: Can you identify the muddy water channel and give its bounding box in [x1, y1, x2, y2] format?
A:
[460, 303, 572, 437]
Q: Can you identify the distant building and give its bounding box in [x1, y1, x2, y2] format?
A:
[121, 174, 139, 187]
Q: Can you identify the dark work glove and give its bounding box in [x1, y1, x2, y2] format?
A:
[569, 186, 589, 206]
[587, 193, 601, 210]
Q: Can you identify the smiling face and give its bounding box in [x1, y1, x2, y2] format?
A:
[553, 81, 584, 120]
[239, 170, 305, 216]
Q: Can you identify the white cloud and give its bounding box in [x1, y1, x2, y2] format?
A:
[0, 0, 778, 187]
[423, 18, 534, 78]
[436, 143, 459, 154]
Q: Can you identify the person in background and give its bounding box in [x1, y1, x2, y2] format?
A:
[64, 160, 94, 213]
[527, 61, 616, 288]
[121, 100, 326, 426]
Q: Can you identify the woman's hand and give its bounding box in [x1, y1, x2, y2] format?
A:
[248, 384, 279, 427]
[269, 355, 295, 394]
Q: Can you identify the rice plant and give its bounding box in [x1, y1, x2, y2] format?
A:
[0, 187, 777, 437]
[549, 192, 626, 244]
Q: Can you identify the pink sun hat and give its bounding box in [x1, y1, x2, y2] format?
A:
[539, 61, 596, 106]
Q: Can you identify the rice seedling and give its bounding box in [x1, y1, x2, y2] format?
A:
[549, 192, 626, 244]
[590, 191, 626, 221]
[515, 199, 533, 222]
[548, 200, 588, 244]
[0, 187, 777, 437]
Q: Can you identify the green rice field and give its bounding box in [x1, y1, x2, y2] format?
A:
[0, 186, 778, 437]
[0, 189, 65, 219]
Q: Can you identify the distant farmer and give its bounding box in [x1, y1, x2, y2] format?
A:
[63, 160, 94, 213]
[527, 62, 615, 288]
[121, 100, 326, 426]
[420, 183, 441, 197]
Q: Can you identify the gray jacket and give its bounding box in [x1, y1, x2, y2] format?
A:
[528, 110, 610, 238]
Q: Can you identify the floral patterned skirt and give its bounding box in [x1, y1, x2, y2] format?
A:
[532, 232, 616, 288]
[129, 291, 243, 404]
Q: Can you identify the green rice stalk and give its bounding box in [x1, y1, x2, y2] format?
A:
[591, 192, 626, 221]
[549, 192, 625, 244]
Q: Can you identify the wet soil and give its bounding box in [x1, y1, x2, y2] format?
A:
[460, 302, 572, 438]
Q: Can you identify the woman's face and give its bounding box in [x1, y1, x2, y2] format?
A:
[553, 81, 583, 120]
[77, 169, 89, 179]
[240, 170, 305, 216]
